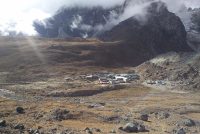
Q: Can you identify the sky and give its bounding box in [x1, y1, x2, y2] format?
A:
[0, 0, 199, 36]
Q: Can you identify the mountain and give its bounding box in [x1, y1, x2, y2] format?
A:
[190, 8, 200, 32]
[33, 1, 192, 66]
[137, 52, 200, 90]
[33, 6, 124, 38]
[187, 8, 200, 51]
[99, 2, 192, 54]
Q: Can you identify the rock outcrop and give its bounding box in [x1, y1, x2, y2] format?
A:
[92, 2, 192, 66]
[33, 6, 123, 38]
[100, 2, 192, 54]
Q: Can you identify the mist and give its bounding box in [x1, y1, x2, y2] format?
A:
[0, 0, 200, 36]
[90, 0, 200, 33]
[0, 0, 124, 36]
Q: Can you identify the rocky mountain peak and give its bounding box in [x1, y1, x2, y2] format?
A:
[33, 1, 192, 63]
[147, 1, 168, 15]
[99, 1, 192, 59]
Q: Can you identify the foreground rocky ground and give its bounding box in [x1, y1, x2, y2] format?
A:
[0, 37, 199, 133]
[1, 82, 200, 134]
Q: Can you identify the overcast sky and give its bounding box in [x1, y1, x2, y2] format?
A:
[0, 0, 199, 35]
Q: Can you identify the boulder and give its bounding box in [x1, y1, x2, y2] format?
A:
[14, 124, 25, 130]
[177, 119, 196, 127]
[176, 128, 186, 134]
[49, 108, 72, 121]
[88, 103, 105, 108]
[140, 114, 149, 121]
[137, 124, 146, 132]
[0, 120, 6, 127]
[120, 121, 147, 133]
[85, 128, 93, 134]
[122, 122, 138, 133]
[110, 129, 116, 133]
[16, 107, 25, 114]
[155, 111, 170, 119]
[91, 128, 101, 132]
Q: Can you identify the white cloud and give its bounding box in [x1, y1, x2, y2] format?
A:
[0, 0, 125, 35]
[0, 0, 200, 35]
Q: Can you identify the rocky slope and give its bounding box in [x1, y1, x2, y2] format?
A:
[187, 8, 200, 51]
[137, 52, 200, 91]
[33, 6, 124, 38]
[93, 2, 192, 66]
[100, 2, 192, 54]
[33, 1, 192, 67]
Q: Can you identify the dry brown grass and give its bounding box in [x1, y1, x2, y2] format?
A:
[0, 37, 200, 133]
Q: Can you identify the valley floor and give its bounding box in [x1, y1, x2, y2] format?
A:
[0, 37, 199, 133]
[0, 81, 200, 134]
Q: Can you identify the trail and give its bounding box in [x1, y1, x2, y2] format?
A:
[0, 89, 26, 101]
[129, 84, 188, 113]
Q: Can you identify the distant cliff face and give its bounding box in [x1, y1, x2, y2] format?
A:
[99, 2, 192, 54]
[190, 8, 200, 32]
[33, 6, 124, 38]
[33, 1, 192, 66]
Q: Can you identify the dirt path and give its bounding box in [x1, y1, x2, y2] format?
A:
[142, 82, 188, 94]
[0, 89, 27, 101]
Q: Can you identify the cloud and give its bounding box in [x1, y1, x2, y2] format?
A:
[0, 0, 200, 35]
[161, 0, 200, 30]
[0, 0, 125, 35]
[106, 0, 200, 32]
[60, 0, 125, 8]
